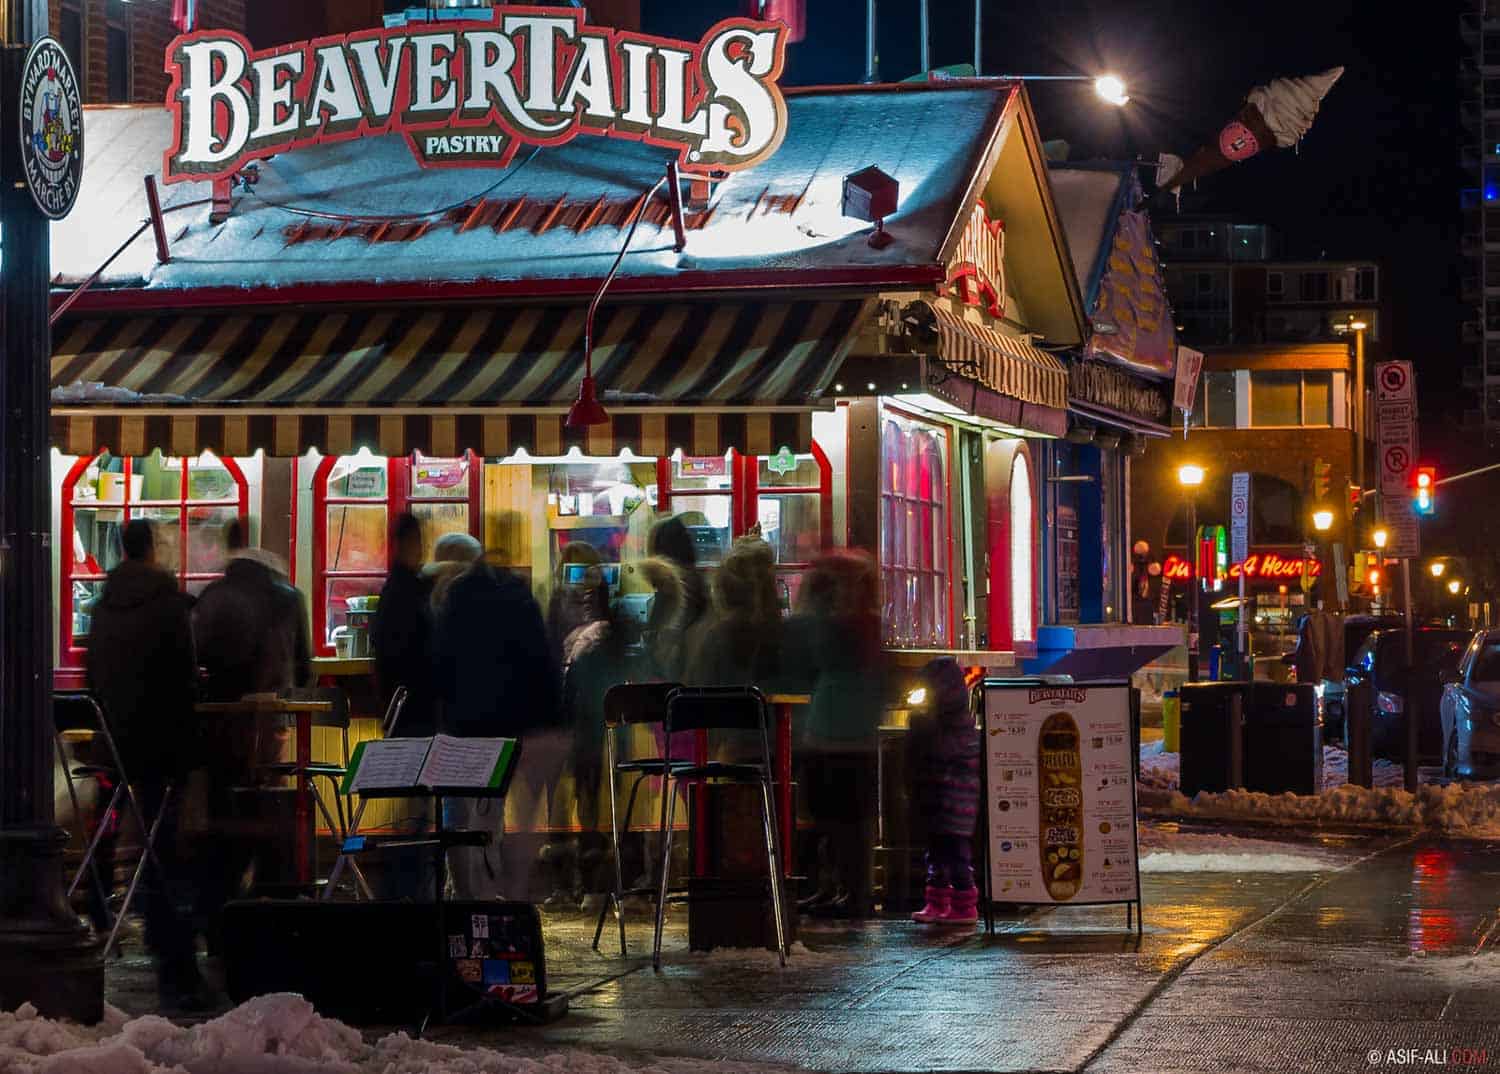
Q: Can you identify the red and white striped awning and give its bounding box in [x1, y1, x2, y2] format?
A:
[50, 298, 872, 458]
[925, 301, 1068, 410]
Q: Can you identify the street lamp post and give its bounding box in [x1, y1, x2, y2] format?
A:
[0, 0, 105, 1021]
[1178, 464, 1205, 681]
[1335, 318, 1369, 493]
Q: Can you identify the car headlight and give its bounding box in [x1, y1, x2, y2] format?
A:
[1376, 690, 1405, 715]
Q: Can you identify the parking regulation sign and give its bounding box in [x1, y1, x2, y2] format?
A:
[1230, 472, 1251, 564]
[1374, 361, 1418, 498]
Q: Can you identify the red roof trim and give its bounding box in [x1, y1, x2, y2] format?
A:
[51, 264, 944, 316]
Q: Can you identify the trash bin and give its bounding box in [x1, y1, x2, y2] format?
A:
[1243, 682, 1323, 795]
[1178, 682, 1247, 796]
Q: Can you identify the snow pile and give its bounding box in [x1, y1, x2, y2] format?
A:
[1, 993, 796, 1074]
[1146, 781, 1500, 836]
[1139, 850, 1329, 873]
[1137, 741, 1405, 793]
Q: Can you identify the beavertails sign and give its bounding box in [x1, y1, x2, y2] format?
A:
[162, 8, 788, 183]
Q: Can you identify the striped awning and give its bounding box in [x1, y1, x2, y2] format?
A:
[50, 299, 873, 458]
[925, 302, 1068, 410]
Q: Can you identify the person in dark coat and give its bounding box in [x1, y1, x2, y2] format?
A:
[85, 519, 209, 1009]
[193, 521, 311, 702]
[546, 541, 603, 670]
[372, 512, 435, 736]
[908, 658, 981, 927]
[783, 550, 885, 918]
[432, 555, 561, 898]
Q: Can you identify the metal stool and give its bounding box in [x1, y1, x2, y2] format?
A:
[322, 686, 408, 900]
[592, 681, 690, 954]
[52, 692, 178, 956]
[258, 687, 353, 846]
[652, 686, 788, 970]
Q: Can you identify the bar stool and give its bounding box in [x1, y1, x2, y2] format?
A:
[259, 686, 353, 843]
[591, 681, 689, 954]
[323, 686, 408, 900]
[52, 692, 178, 956]
[652, 685, 788, 970]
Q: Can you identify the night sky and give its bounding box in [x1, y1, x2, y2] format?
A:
[648, 0, 1470, 446]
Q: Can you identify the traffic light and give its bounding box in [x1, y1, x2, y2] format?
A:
[1313, 457, 1332, 500]
[1346, 480, 1362, 520]
[1413, 466, 1436, 516]
[1366, 565, 1382, 589]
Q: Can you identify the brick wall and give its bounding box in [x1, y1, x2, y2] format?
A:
[52, 0, 246, 105]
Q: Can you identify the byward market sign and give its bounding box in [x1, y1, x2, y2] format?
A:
[19, 37, 84, 220]
[162, 8, 789, 183]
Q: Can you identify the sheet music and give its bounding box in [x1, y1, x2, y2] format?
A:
[418, 734, 506, 789]
[346, 738, 431, 793]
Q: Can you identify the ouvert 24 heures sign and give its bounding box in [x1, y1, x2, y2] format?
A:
[162, 7, 789, 184]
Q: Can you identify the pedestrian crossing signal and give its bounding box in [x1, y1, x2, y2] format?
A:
[1413, 467, 1436, 516]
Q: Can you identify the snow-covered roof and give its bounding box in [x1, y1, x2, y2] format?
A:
[1045, 161, 1134, 311]
[54, 85, 1011, 305]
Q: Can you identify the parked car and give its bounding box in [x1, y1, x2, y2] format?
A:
[1317, 614, 1402, 742]
[1344, 627, 1470, 761]
[1439, 630, 1500, 780]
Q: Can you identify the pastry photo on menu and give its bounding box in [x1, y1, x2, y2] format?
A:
[1038, 712, 1083, 901]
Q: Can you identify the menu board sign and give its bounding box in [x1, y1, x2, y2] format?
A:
[982, 682, 1139, 907]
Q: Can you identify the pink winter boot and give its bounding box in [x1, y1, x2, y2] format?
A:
[938, 886, 979, 926]
[911, 885, 952, 923]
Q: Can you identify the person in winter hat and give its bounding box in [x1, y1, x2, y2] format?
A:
[908, 657, 981, 926]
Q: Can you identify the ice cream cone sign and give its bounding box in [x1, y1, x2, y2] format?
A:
[1158, 67, 1344, 194]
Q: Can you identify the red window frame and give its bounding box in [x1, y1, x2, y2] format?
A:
[58, 451, 249, 670]
[878, 404, 956, 648]
[655, 446, 832, 563]
[309, 450, 482, 656]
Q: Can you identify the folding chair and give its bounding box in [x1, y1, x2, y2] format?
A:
[323, 686, 407, 900]
[591, 681, 690, 954]
[652, 686, 788, 970]
[52, 692, 177, 956]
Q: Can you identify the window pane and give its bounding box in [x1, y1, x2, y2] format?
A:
[878, 411, 948, 648]
[70, 580, 107, 646]
[74, 506, 124, 576]
[133, 452, 182, 501]
[670, 454, 733, 491]
[758, 493, 820, 564]
[666, 496, 731, 566]
[326, 504, 387, 571]
[326, 576, 384, 642]
[327, 456, 388, 499]
[106, 25, 128, 102]
[186, 455, 237, 500]
[411, 454, 470, 499]
[757, 453, 821, 488]
[411, 503, 470, 562]
[133, 508, 181, 573]
[76, 454, 126, 504]
[188, 506, 240, 574]
[1204, 371, 1236, 428]
[1303, 373, 1332, 425]
[1251, 371, 1301, 426]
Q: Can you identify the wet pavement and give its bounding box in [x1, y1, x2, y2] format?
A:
[102, 826, 1500, 1073]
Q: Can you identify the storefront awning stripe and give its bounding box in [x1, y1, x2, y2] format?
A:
[52, 299, 866, 457]
[926, 302, 1068, 410]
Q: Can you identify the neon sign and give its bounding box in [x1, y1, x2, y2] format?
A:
[1163, 552, 1322, 582]
[163, 8, 788, 183]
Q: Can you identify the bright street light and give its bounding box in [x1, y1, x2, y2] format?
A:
[1372, 527, 1389, 550]
[1177, 463, 1205, 488]
[1312, 510, 1334, 533]
[1430, 561, 1447, 578]
[1093, 74, 1130, 106]
[1448, 579, 1463, 595]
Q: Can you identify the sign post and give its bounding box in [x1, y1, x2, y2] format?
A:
[0, 9, 103, 1021]
[980, 682, 1141, 934]
[1230, 472, 1251, 679]
[1375, 360, 1421, 792]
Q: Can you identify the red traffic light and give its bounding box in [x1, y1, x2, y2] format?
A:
[1413, 466, 1436, 516]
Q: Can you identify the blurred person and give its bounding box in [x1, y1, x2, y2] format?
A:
[649, 517, 709, 657]
[372, 513, 435, 736]
[908, 658, 981, 927]
[783, 550, 884, 918]
[637, 555, 689, 681]
[546, 541, 603, 667]
[432, 549, 560, 900]
[85, 519, 210, 1009]
[686, 534, 782, 687]
[190, 520, 311, 952]
[424, 531, 484, 615]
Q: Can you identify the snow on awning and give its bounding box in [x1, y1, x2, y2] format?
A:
[50, 298, 872, 458]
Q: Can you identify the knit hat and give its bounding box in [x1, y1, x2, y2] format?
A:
[922, 657, 970, 716]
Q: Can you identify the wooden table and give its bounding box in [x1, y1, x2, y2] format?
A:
[196, 696, 335, 886]
[689, 692, 809, 879]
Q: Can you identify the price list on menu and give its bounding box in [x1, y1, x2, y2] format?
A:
[982, 684, 1139, 906]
